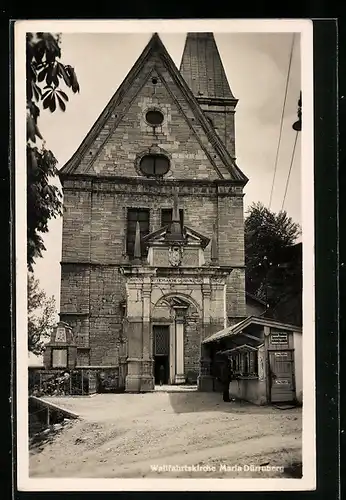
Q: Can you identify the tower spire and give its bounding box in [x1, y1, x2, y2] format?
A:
[179, 32, 238, 157]
[180, 33, 235, 101]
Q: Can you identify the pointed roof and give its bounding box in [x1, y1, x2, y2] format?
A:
[180, 33, 236, 101]
[59, 33, 247, 184]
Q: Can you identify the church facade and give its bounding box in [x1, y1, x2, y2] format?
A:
[58, 33, 249, 391]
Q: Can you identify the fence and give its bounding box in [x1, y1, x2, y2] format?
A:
[29, 365, 127, 396]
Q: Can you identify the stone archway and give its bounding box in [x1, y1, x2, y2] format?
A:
[152, 293, 200, 385]
[155, 293, 200, 314]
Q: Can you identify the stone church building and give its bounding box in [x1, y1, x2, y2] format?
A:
[58, 32, 260, 392]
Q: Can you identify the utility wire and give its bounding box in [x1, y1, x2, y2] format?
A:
[281, 130, 299, 211]
[269, 34, 295, 209]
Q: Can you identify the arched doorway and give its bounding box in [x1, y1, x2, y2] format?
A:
[152, 294, 199, 385]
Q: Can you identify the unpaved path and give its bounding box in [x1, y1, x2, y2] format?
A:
[29, 390, 302, 478]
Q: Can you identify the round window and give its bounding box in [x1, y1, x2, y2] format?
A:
[145, 110, 164, 126]
[140, 155, 170, 176]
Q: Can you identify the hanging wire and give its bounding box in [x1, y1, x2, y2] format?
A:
[269, 33, 296, 209]
[281, 130, 299, 211]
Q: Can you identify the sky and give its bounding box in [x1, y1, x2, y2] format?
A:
[32, 31, 302, 312]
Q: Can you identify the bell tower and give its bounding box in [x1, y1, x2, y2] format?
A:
[180, 32, 238, 158]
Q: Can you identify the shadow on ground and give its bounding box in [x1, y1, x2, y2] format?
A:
[168, 391, 300, 415]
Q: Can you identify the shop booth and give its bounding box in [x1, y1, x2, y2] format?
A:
[203, 316, 302, 405]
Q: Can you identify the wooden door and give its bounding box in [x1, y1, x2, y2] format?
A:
[269, 350, 295, 403]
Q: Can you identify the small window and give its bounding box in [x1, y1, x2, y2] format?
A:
[140, 155, 170, 176]
[52, 348, 68, 368]
[126, 208, 150, 258]
[145, 110, 164, 126]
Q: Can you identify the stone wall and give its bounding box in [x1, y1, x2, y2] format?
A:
[184, 314, 201, 380]
[60, 264, 126, 366]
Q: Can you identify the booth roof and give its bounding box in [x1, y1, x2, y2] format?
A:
[202, 316, 302, 345]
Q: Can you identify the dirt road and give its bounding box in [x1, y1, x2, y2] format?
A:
[29, 389, 302, 478]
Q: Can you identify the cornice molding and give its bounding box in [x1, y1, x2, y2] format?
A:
[59, 175, 245, 197]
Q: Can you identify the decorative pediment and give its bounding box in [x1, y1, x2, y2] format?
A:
[142, 225, 210, 250]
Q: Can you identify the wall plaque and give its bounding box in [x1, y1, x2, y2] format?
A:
[52, 348, 68, 368]
[271, 332, 288, 345]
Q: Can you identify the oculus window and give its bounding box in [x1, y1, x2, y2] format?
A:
[145, 110, 164, 126]
[140, 155, 170, 176]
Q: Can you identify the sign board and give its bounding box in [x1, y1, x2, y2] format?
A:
[52, 348, 68, 368]
[271, 331, 288, 345]
[55, 326, 67, 343]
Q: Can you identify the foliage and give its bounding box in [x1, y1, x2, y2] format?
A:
[26, 32, 79, 270]
[28, 273, 57, 355]
[244, 202, 302, 325]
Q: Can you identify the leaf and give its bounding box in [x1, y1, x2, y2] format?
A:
[46, 68, 53, 86]
[56, 93, 66, 112]
[48, 94, 56, 113]
[42, 88, 53, 100]
[42, 96, 51, 109]
[69, 67, 80, 93]
[58, 63, 71, 87]
[56, 89, 69, 101]
[37, 66, 47, 82]
[72, 77, 80, 93]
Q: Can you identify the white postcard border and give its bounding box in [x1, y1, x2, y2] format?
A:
[15, 18, 315, 492]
